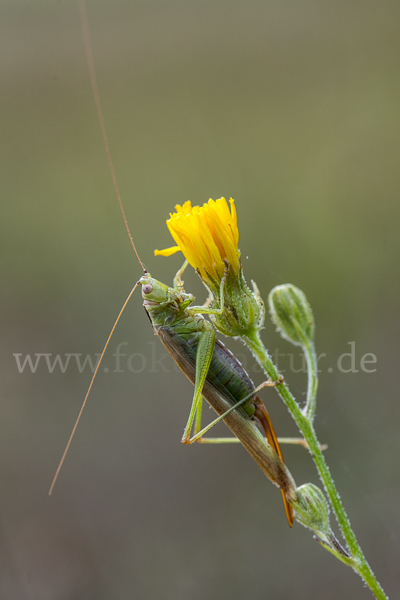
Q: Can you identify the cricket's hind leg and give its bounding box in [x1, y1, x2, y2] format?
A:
[192, 392, 323, 451]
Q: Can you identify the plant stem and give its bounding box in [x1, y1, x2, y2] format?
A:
[302, 339, 318, 420]
[243, 331, 388, 600]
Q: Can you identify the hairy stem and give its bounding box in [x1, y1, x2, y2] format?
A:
[302, 339, 318, 420]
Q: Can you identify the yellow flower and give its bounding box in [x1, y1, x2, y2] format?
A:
[156, 197, 265, 337]
[155, 198, 240, 282]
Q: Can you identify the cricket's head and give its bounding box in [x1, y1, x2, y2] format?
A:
[139, 275, 193, 329]
[139, 275, 176, 306]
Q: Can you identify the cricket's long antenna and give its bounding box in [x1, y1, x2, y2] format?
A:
[49, 281, 140, 495]
[78, 0, 147, 273]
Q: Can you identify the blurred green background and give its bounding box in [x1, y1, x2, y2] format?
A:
[1, 0, 399, 598]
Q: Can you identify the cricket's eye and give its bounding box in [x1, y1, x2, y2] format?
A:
[142, 284, 153, 295]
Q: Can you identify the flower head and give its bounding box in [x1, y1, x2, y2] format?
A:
[155, 197, 264, 337]
[155, 198, 240, 283]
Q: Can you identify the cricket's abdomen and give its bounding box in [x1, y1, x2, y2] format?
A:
[161, 324, 256, 416]
[208, 339, 256, 414]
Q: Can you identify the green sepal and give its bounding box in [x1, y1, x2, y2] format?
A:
[202, 262, 265, 339]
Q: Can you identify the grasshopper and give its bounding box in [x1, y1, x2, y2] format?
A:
[50, 0, 295, 528]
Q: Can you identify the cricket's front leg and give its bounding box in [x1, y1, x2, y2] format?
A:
[181, 327, 215, 444]
[202, 292, 213, 309]
[173, 260, 189, 292]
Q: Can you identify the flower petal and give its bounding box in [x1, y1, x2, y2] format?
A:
[154, 246, 181, 257]
[155, 197, 241, 284]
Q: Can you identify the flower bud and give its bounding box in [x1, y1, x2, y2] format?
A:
[268, 284, 314, 346]
[292, 483, 331, 544]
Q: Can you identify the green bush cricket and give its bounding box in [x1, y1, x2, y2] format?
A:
[49, 0, 297, 527]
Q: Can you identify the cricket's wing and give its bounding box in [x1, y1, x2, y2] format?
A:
[157, 326, 295, 526]
[253, 396, 294, 527]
